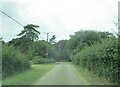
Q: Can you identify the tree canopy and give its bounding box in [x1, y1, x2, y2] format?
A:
[18, 24, 40, 41]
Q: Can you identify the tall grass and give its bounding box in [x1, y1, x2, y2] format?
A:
[3, 64, 55, 85]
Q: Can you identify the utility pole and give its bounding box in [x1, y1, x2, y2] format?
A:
[59, 44, 61, 60]
[47, 32, 49, 42]
[44, 32, 52, 58]
[0, 37, 2, 87]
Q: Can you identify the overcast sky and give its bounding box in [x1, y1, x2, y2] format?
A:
[0, 0, 119, 42]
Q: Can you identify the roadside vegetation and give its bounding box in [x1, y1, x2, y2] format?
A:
[3, 64, 55, 85]
[2, 24, 56, 79]
[2, 44, 30, 78]
[72, 64, 113, 85]
[68, 30, 119, 84]
[72, 37, 118, 83]
[1, 23, 119, 85]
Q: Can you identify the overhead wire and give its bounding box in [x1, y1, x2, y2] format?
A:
[0, 10, 53, 40]
[0, 10, 24, 27]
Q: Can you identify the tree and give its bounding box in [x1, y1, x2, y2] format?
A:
[0, 37, 2, 41]
[9, 24, 40, 52]
[67, 30, 114, 53]
[53, 40, 69, 61]
[49, 35, 56, 44]
[32, 40, 47, 58]
[0, 37, 5, 44]
[18, 24, 40, 41]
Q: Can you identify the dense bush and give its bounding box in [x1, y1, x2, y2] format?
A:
[72, 37, 118, 83]
[2, 44, 31, 78]
[0, 41, 2, 81]
[29, 40, 57, 60]
[67, 30, 114, 53]
[32, 56, 55, 64]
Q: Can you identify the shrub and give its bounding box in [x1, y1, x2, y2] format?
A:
[2, 44, 31, 78]
[71, 37, 118, 83]
[32, 56, 55, 64]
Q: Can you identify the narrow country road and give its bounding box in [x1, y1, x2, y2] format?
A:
[33, 62, 86, 85]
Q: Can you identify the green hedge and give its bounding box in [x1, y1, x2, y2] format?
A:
[72, 38, 118, 83]
[32, 56, 55, 64]
[2, 44, 31, 78]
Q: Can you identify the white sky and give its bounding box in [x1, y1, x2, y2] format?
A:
[0, 0, 119, 42]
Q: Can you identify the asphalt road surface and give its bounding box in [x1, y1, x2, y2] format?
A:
[33, 62, 86, 85]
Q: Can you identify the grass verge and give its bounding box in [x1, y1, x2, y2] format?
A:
[72, 64, 114, 85]
[3, 64, 55, 85]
